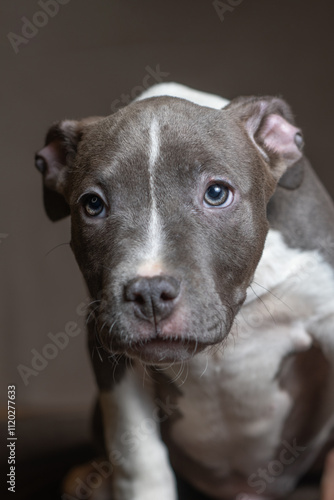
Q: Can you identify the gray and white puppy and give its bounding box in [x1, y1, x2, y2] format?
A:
[35, 83, 334, 500]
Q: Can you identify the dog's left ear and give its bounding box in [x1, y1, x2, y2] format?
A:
[35, 117, 101, 221]
[227, 96, 304, 190]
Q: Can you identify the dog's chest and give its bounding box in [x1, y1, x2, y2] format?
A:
[163, 321, 309, 476]
[159, 229, 334, 482]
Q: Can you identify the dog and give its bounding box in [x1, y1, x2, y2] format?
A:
[35, 83, 334, 500]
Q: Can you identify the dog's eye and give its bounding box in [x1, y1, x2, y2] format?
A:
[82, 194, 105, 217]
[204, 183, 233, 207]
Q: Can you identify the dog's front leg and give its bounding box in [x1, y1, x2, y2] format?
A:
[101, 369, 177, 500]
[91, 347, 177, 500]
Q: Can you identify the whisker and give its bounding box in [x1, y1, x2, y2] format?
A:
[147, 365, 154, 384]
[112, 354, 123, 383]
[155, 361, 175, 375]
[170, 362, 184, 384]
[96, 346, 103, 362]
[108, 320, 118, 335]
[200, 355, 209, 378]
[45, 241, 70, 258]
[251, 280, 292, 311]
[249, 284, 277, 324]
[178, 361, 189, 387]
[192, 337, 198, 357]
[99, 321, 107, 334]
[86, 303, 101, 325]
[87, 299, 102, 309]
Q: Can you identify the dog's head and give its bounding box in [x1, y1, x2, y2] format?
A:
[36, 95, 303, 363]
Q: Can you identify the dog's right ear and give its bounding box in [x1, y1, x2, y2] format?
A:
[35, 120, 80, 221]
[35, 117, 101, 221]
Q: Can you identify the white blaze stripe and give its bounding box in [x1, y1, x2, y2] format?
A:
[149, 118, 160, 167]
[147, 118, 162, 260]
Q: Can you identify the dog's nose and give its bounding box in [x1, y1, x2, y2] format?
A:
[124, 276, 180, 323]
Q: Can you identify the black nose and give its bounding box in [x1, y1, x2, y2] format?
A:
[124, 276, 181, 323]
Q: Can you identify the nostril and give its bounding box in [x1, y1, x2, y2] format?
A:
[160, 292, 173, 301]
[124, 278, 149, 303]
[133, 293, 145, 305]
[124, 275, 181, 322]
[156, 277, 180, 302]
[159, 285, 179, 301]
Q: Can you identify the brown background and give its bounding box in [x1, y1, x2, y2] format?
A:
[0, 0, 333, 498]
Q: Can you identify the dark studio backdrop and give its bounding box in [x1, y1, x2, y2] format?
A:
[0, 1, 334, 498]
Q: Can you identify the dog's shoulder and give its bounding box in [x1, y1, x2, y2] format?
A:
[268, 158, 334, 269]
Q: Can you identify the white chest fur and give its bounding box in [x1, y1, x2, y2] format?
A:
[164, 229, 334, 483]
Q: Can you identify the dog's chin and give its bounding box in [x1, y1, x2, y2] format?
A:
[124, 337, 207, 365]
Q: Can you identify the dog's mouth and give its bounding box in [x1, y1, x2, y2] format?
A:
[125, 335, 207, 364]
[96, 301, 228, 364]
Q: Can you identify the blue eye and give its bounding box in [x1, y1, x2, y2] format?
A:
[204, 183, 232, 207]
[83, 194, 105, 217]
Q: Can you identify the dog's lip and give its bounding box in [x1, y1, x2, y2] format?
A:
[125, 335, 207, 363]
[134, 334, 187, 344]
[131, 336, 191, 351]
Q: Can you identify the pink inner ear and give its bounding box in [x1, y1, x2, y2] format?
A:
[257, 114, 302, 166]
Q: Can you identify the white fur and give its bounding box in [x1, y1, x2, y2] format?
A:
[136, 118, 163, 273]
[149, 117, 160, 167]
[147, 118, 161, 261]
[100, 369, 177, 500]
[137, 82, 229, 109]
